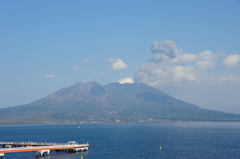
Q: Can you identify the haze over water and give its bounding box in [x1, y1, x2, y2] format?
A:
[1, 122, 240, 159]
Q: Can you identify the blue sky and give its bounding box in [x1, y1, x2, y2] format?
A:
[0, 0, 240, 113]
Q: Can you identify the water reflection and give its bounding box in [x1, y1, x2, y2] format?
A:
[31, 152, 88, 159]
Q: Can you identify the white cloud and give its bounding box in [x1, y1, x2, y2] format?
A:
[135, 40, 240, 87]
[108, 58, 128, 70]
[135, 63, 196, 86]
[173, 65, 196, 81]
[196, 60, 215, 70]
[224, 54, 240, 68]
[172, 53, 197, 63]
[118, 77, 134, 84]
[44, 74, 55, 79]
[195, 50, 216, 70]
[199, 50, 215, 60]
[72, 66, 80, 70]
[135, 41, 198, 86]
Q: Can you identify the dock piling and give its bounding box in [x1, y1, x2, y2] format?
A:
[0, 153, 4, 159]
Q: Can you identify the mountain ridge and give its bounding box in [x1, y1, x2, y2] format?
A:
[0, 81, 239, 124]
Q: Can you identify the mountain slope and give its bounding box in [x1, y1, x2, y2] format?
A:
[0, 82, 239, 124]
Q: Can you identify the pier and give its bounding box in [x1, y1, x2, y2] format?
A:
[0, 141, 89, 158]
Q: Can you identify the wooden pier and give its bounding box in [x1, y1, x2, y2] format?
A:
[0, 141, 89, 158]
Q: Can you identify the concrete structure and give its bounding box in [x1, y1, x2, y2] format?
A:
[0, 153, 4, 159]
[36, 150, 50, 156]
[0, 141, 89, 158]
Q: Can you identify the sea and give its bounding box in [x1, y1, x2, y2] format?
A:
[1, 122, 240, 159]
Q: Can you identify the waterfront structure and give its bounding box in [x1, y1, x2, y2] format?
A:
[0, 141, 89, 158]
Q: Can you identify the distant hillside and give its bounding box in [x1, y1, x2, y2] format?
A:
[0, 82, 239, 124]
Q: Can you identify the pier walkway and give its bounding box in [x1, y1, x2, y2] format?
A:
[0, 141, 89, 158]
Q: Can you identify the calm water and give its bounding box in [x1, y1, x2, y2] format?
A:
[1, 122, 240, 159]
